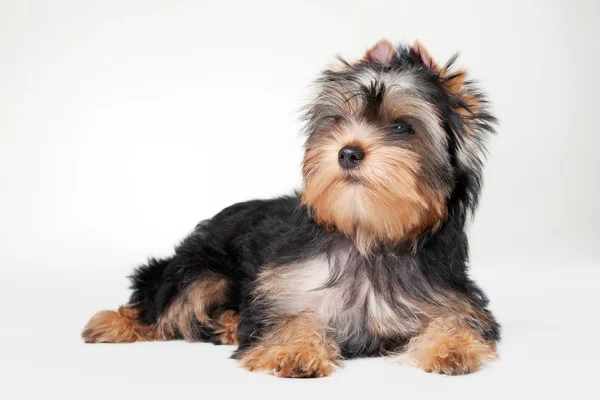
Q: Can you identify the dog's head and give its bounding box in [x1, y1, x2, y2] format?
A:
[301, 39, 496, 254]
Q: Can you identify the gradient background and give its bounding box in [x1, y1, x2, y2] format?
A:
[1, 1, 598, 399]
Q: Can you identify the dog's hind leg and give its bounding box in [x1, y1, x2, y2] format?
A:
[82, 305, 158, 343]
[82, 256, 239, 345]
[151, 273, 236, 343]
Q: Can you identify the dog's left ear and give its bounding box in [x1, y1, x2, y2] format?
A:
[410, 40, 467, 98]
[412, 40, 496, 213]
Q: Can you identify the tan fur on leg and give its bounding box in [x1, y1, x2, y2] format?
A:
[82, 306, 156, 343]
[397, 316, 497, 375]
[214, 309, 239, 345]
[83, 275, 230, 343]
[155, 274, 229, 341]
[238, 313, 341, 378]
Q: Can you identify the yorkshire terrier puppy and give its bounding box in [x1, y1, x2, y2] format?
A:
[83, 39, 500, 377]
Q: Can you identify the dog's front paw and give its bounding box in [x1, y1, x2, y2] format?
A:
[418, 339, 496, 375]
[238, 344, 339, 378]
[400, 318, 498, 375]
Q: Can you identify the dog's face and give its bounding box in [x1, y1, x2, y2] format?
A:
[301, 40, 495, 253]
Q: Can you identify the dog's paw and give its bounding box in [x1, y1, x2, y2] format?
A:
[214, 310, 239, 345]
[82, 306, 155, 343]
[399, 318, 498, 375]
[419, 340, 496, 375]
[238, 344, 339, 378]
[413, 335, 497, 375]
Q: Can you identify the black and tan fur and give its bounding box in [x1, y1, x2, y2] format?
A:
[83, 39, 500, 377]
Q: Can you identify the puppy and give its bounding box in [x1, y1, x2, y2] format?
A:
[83, 39, 500, 377]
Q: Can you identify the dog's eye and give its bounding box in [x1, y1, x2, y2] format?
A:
[391, 121, 413, 136]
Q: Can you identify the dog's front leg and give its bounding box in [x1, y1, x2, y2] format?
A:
[397, 296, 499, 375]
[236, 312, 341, 378]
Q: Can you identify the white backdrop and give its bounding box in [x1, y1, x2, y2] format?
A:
[1, 1, 599, 399]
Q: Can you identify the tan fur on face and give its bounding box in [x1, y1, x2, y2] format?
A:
[238, 313, 341, 378]
[82, 306, 156, 343]
[155, 275, 229, 340]
[302, 118, 447, 255]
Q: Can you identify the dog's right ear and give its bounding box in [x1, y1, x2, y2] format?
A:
[328, 56, 352, 73]
[362, 39, 397, 65]
[329, 39, 398, 72]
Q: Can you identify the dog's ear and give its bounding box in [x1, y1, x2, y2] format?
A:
[410, 40, 440, 72]
[330, 39, 397, 72]
[411, 40, 496, 213]
[410, 40, 467, 98]
[362, 39, 397, 65]
[328, 56, 352, 73]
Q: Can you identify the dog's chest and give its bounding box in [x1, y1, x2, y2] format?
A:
[259, 253, 422, 345]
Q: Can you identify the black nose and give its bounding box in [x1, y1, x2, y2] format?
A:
[338, 146, 365, 169]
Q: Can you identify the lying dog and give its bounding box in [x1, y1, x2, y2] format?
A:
[83, 39, 500, 377]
